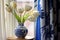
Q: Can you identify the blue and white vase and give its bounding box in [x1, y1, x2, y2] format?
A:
[15, 23, 28, 38]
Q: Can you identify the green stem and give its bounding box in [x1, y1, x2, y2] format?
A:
[12, 10, 21, 23]
[23, 11, 30, 23]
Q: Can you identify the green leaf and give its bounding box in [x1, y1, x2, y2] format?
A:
[13, 11, 21, 23]
[23, 13, 30, 22]
[21, 16, 24, 23]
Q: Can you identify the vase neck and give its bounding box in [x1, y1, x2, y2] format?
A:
[19, 23, 24, 26]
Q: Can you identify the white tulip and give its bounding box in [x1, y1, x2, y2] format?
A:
[10, 1, 17, 8]
[28, 16, 36, 22]
[33, 11, 40, 18]
[6, 6, 12, 13]
[28, 11, 40, 22]
[18, 8, 24, 13]
[25, 5, 32, 11]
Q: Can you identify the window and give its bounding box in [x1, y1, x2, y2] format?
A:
[0, 0, 35, 39]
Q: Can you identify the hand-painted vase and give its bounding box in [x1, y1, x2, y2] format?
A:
[15, 23, 28, 38]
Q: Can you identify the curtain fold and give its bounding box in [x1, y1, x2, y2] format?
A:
[45, 0, 54, 40]
[35, 0, 54, 40]
[0, 0, 6, 40]
[35, 0, 41, 40]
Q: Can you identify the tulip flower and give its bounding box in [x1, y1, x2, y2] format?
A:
[25, 5, 32, 11]
[28, 11, 40, 22]
[17, 8, 24, 13]
[10, 1, 17, 9]
[6, 4, 12, 13]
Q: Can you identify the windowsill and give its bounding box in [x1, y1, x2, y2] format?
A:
[7, 37, 26, 40]
[7, 37, 34, 40]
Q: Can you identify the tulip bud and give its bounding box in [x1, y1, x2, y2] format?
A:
[6, 6, 12, 13]
[10, 1, 17, 9]
[18, 8, 24, 13]
[33, 11, 40, 18]
[25, 5, 32, 11]
[28, 11, 40, 22]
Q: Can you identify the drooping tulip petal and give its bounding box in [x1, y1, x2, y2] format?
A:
[28, 11, 40, 22]
[33, 11, 40, 18]
[17, 8, 24, 13]
[10, 1, 17, 9]
[6, 6, 12, 13]
[28, 16, 36, 22]
[25, 5, 32, 11]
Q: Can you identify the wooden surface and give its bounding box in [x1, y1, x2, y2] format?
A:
[7, 37, 33, 40]
[7, 37, 26, 40]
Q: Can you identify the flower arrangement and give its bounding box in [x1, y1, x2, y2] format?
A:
[6, 1, 40, 24]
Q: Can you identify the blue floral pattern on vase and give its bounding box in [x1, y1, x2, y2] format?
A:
[15, 23, 28, 38]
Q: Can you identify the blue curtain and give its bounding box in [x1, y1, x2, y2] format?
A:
[34, 0, 45, 40]
[34, 0, 41, 40]
[34, 0, 54, 40]
[44, 0, 54, 40]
